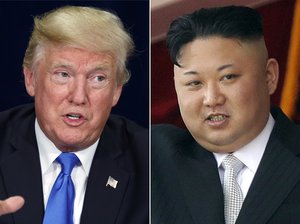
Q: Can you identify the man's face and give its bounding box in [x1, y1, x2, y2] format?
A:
[174, 37, 278, 153]
[24, 45, 122, 151]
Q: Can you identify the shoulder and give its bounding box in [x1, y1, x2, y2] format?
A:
[152, 124, 194, 151]
[0, 104, 35, 123]
[271, 107, 300, 154]
[0, 104, 35, 134]
[103, 114, 148, 161]
[0, 104, 36, 156]
[152, 123, 198, 169]
[106, 114, 148, 143]
[107, 114, 148, 132]
[152, 123, 189, 138]
[271, 107, 300, 135]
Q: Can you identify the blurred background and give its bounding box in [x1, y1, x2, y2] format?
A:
[151, 0, 300, 127]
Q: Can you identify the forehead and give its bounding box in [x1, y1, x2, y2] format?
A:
[176, 37, 266, 71]
[41, 45, 116, 71]
[180, 38, 245, 61]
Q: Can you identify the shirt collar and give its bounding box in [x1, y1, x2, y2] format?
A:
[35, 119, 98, 176]
[213, 114, 275, 173]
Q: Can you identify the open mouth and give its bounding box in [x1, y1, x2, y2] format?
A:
[66, 114, 82, 120]
[207, 114, 227, 122]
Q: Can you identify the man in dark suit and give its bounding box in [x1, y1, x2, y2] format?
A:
[0, 5, 148, 224]
[152, 5, 300, 224]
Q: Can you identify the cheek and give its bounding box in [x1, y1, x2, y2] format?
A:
[112, 86, 122, 106]
[90, 90, 116, 109]
[230, 87, 249, 103]
[229, 77, 260, 102]
[229, 81, 265, 116]
[34, 75, 66, 98]
[36, 85, 66, 106]
[177, 91, 202, 115]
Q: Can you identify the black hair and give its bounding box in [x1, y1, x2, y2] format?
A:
[166, 5, 263, 66]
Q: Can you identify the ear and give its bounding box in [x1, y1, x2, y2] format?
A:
[112, 84, 123, 107]
[23, 67, 36, 97]
[265, 58, 279, 95]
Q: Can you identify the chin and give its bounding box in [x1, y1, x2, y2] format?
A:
[55, 134, 85, 147]
[56, 140, 86, 151]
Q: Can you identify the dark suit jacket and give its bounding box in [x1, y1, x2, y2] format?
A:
[0, 104, 148, 224]
[152, 108, 300, 224]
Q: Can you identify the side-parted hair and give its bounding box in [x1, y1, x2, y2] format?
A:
[23, 6, 134, 85]
[166, 5, 263, 67]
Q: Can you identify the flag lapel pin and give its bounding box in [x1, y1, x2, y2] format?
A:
[106, 176, 118, 189]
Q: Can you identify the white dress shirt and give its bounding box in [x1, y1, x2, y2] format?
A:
[213, 114, 275, 199]
[35, 119, 98, 224]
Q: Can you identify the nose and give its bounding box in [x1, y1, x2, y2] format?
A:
[68, 78, 88, 105]
[203, 83, 225, 107]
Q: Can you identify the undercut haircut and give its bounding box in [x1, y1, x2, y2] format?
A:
[166, 5, 264, 67]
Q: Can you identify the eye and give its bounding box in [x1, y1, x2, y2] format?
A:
[89, 74, 110, 89]
[51, 71, 70, 84]
[186, 80, 202, 87]
[95, 75, 106, 82]
[221, 74, 239, 82]
[58, 71, 69, 78]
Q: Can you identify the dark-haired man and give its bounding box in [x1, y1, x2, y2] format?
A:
[152, 5, 300, 224]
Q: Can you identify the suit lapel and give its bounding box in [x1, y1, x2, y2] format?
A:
[237, 140, 300, 224]
[174, 141, 224, 224]
[80, 122, 130, 224]
[237, 110, 300, 224]
[0, 115, 44, 224]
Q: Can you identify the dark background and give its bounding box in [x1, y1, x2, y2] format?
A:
[0, 0, 149, 128]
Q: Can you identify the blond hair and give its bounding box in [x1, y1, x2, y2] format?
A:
[23, 6, 134, 84]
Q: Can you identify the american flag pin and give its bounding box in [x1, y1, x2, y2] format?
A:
[106, 176, 118, 189]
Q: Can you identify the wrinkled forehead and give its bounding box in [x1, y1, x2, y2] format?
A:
[33, 44, 117, 75]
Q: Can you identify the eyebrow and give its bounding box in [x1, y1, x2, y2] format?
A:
[217, 64, 234, 72]
[50, 63, 112, 73]
[183, 70, 199, 76]
[182, 64, 234, 75]
[88, 65, 111, 74]
[50, 63, 73, 71]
